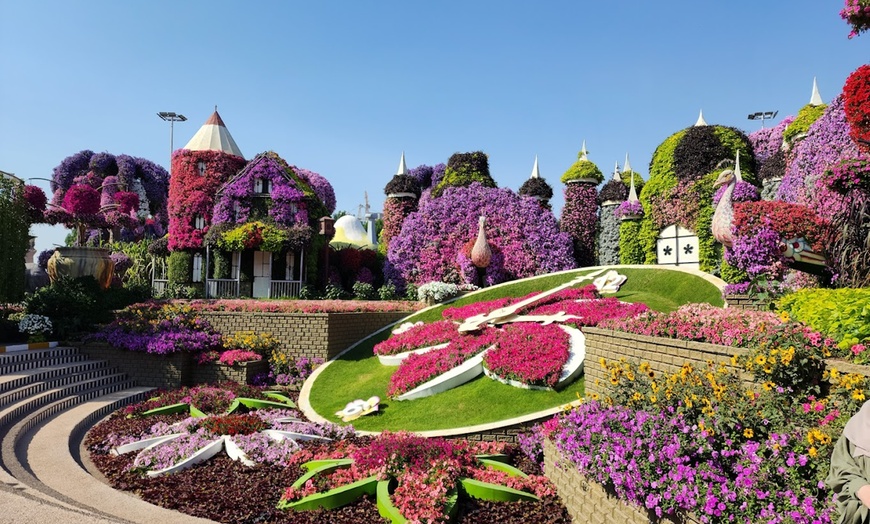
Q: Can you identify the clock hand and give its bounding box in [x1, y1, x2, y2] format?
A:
[457, 267, 608, 332]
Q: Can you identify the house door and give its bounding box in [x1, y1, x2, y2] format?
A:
[656, 225, 700, 269]
[253, 251, 272, 298]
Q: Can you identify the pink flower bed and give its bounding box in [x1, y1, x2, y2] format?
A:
[387, 328, 499, 398]
[526, 296, 650, 327]
[218, 349, 262, 366]
[483, 324, 570, 387]
[440, 284, 600, 321]
[373, 320, 459, 356]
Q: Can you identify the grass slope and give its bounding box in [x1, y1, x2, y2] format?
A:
[308, 267, 722, 432]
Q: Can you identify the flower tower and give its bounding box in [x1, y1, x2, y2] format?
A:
[518, 156, 554, 210]
[380, 153, 422, 255]
[167, 110, 246, 290]
[598, 154, 645, 265]
[560, 141, 603, 267]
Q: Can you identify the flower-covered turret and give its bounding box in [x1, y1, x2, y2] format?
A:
[518, 156, 554, 209]
[560, 141, 601, 266]
[380, 153, 422, 254]
[168, 111, 246, 252]
[783, 78, 828, 146]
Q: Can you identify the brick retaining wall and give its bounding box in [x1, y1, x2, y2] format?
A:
[724, 294, 770, 311]
[582, 327, 752, 398]
[79, 342, 193, 390]
[543, 439, 700, 524]
[197, 311, 409, 360]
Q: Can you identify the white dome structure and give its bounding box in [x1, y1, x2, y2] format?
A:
[330, 215, 375, 249]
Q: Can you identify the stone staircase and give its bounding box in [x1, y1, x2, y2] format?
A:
[0, 346, 213, 523]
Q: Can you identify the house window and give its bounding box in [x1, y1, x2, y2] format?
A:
[194, 215, 205, 230]
[192, 253, 203, 283]
[232, 202, 241, 221]
[197, 161, 207, 176]
[289, 202, 298, 215]
[285, 252, 295, 280]
[254, 178, 270, 194]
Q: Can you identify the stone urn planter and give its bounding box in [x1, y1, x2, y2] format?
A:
[46, 247, 115, 289]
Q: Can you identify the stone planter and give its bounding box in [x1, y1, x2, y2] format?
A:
[543, 439, 700, 524]
[723, 294, 770, 311]
[191, 359, 269, 385]
[47, 247, 115, 289]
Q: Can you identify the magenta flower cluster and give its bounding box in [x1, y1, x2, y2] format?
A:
[292, 166, 336, 215]
[217, 349, 262, 366]
[560, 183, 598, 266]
[614, 199, 644, 219]
[373, 320, 459, 356]
[777, 96, 862, 220]
[483, 323, 570, 387]
[387, 328, 499, 398]
[385, 183, 574, 288]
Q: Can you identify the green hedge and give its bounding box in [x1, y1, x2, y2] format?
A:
[0, 177, 29, 302]
[782, 104, 827, 144]
[777, 288, 870, 351]
[167, 251, 192, 286]
[618, 220, 645, 264]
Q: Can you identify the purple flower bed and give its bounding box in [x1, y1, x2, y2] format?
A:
[559, 183, 598, 266]
[385, 183, 574, 288]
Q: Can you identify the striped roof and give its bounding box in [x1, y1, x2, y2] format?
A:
[182, 110, 243, 158]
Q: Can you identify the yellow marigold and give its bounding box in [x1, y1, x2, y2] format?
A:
[755, 355, 767, 366]
[853, 390, 866, 402]
[762, 382, 775, 391]
[684, 398, 693, 408]
[589, 393, 600, 401]
[639, 362, 651, 374]
[808, 447, 818, 458]
[779, 311, 790, 322]
[730, 355, 739, 366]
[649, 394, 657, 404]
[600, 357, 608, 370]
[763, 364, 773, 374]
[610, 377, 620, 385]
[632, 392, 643, 402]
[743, 428, 754, 438]
[626, 371, 636, 381]
[830, 368, 841, 380]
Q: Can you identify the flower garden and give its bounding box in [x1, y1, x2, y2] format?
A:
[3, 4, 870, 522]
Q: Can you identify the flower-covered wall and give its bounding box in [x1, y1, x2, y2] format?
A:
[384, 183, 574, 289]
[0, 176, 29, 302]
[748, 116, 795, 200]
[559, 151, 603, 267]
[597, 173, 643, 266]
[630, 125, 758, 277]
[168, 149, 246, 251]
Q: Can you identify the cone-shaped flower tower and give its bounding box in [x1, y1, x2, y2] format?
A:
[519, 155, 554, 209]
[380, 152, 421, 254]
[560, 141, 603, 267]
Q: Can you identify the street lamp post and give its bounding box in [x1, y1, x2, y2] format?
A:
[747, 111, 778, 129]
[157, 111, 187, 173]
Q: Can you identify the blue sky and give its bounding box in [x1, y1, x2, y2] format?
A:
[1, 1, 866, 255]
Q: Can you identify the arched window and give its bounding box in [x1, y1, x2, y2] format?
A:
[194, 215, 205, 230]
[197, 161, 207, 176]
[254, 178, 271, 194]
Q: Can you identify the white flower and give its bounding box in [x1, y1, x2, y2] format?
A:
[18, 314, 52, 335]
[417, 282, 460, 303]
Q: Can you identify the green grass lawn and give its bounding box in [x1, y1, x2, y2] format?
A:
[307, 266, 723, 432]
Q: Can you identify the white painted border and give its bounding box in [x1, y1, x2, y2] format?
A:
[394, 348, 490, 401]
[376, 342, 450, 366]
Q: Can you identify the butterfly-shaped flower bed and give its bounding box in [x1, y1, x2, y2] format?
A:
[278, 431, 556, 523]
[374, 285, 648, 398]
[111, 408, 354, 476]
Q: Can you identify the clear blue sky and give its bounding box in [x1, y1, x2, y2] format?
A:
[1, 1, 866, 255]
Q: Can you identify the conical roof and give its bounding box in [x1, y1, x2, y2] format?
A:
[396, 152, 408, 176]
[695, 110, 708, 126]
[182, 110, 244, 158]
[530, 155, 541, 179]
[810, 77, 824, 106]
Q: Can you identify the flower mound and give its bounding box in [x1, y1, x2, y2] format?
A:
[385, 183, 574, 288]
[373, 320, 459, 356]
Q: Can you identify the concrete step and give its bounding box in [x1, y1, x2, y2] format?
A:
[0, 360, 109, 396]
[0, 346, 82, 374]
[0, 365, 119, 411]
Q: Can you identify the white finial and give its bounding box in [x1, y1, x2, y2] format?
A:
[628, 168, 638, 202]
[530, 155, 540, 179]
[612, 161, 622, 182]
[734, 151, 743, 182]
[695, 110, 708, 127]
[622, 153, 632, 173]
[396, 152, 408, 176]
[810, 77, 824, 106]
[579, 140, 589, 161]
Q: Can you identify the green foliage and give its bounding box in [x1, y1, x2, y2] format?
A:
[217, 221, 289, 253]
[713, 126, 758, 184]
[618, 220, 645, 264]
[696, 200, 719, 274]
[377, 281, 398, 301]
[560, 158, 604, 184]
[777, 289, 870, 352]
[324, 284, 349, 300]
[167, 251, 192, 286]
[403, 283, 418, 302]
[298, 284, 321, 300]
[720, 258, 748, 284]
[647, 130, 686, 182]
[782, 104, 827, 144]
[158, 283, 202, 299]
[212, 250, 231, 280]
[107, 239, 153, 290]
[0, 177, 29, 302]
[22, 276, 106, 338]
[352, 281, 376, 301]
[431, 151, 495, 197]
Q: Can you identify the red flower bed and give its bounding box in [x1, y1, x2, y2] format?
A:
[373, 320, 458, 356]
[844, 64, 870, 152]
[526, 296, 650, 328]
[483, 324, 570, 387]
[732, 201, 828, 252]
[387, 328, 499, 398]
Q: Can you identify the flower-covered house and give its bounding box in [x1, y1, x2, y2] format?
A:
[163, 111, 332, 298]
[205, 151, 322, 298]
